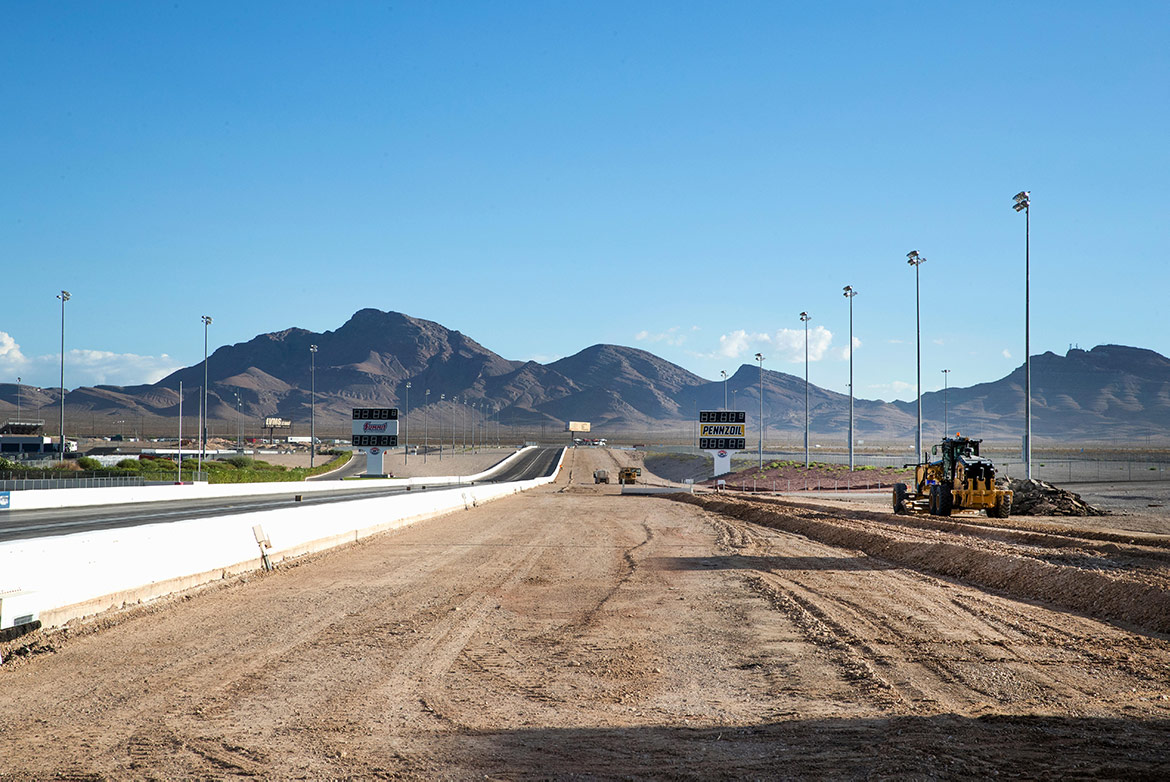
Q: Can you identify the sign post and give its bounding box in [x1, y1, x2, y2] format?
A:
[352, 408, 399, 477]
[699, 410, 747, 477]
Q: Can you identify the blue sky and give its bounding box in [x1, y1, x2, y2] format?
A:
[2, 1, 1167, 400]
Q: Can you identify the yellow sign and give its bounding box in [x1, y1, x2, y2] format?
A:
[568, 421, 591, 432]
[700, 423, 746, 438]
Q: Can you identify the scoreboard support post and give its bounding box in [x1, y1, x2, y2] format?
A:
[352, 408, 399, 477]
[699, 410, 747, 478]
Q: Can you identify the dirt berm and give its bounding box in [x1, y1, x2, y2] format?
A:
[668, 492, 1170, 635]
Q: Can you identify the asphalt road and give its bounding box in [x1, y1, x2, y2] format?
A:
[0, 448, 562, 543]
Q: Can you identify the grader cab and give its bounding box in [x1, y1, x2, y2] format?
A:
[893, 436, 1012, 518]
[617, 467, 642, 485]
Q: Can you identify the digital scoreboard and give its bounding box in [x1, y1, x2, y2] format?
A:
[352, 408, 399, 476]
[699, 410, 746, 476]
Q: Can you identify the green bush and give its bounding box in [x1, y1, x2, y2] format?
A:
[77, 456, 101, 470]
[224, 455, 255, 469]
[116, 458, 141, 470]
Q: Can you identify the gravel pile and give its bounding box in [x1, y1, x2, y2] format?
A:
[1004, 478, 1107, 516]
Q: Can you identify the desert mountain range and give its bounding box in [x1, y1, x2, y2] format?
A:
[2, 309, 1169, 444]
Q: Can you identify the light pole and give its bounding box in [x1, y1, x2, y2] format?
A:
[721, 370, 728, 410]
[843, 285, 858, 470]
[57, 290, 70, 460]
[906, 251, 925, 460]
[451, 395, 457, 454]
[755, 352, 765, 469]
[15, 376, 21, 421]
[1013, 190, 1032, 479]
[439, 393, 445, 460]
[941, 369, 951, 438]
[309, 344, 318, 468]
[201, 315, 212, 470]
[800, 311, 811, 468]
[234, 391, 242, 450]
[424, 389, 430, 463]
[403, 381, 411, 464]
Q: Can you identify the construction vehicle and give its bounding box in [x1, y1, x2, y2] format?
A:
[617, 467, 642, 485]
[893, 435, 1013, 518]
[593, 469, 609, 484]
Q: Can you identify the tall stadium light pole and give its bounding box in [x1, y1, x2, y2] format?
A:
[1013, 190, 1032, 479]
[56, 290, 70, 460]
[721, 370, 728, 410]
[941, 369, 951, 438]
[800, 312, 811, 468]
[439, 393, 445, 461]
[178, 380, 183, 482]
[403, 381, 411, 464]
[201, 315, 213, 469]
[234, 391, 242, 450]
[16, 377, 21, 421]
[309, 345, 318, 468]
[755, 352, 765, 469]
[906, 251, 926, 459]
[424, 389, 430, 463]
[843, 285, 858, 470]
[451, 396, 457, 454]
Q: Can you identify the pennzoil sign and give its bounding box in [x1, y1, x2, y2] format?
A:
[700, 423, 746, 438]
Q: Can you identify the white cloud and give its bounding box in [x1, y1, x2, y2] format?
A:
[713, 329, 768, 359]
[772, 326, 834, 362]
[0, 331, 29, 374]
[870, 380, 914, 393]
[0, 331, 181, 388]
[1002, 349, 1012, 359]
[887, 339, 905, 344]
[838, 336, 862, 361]
[709, 326, 834, 362]
[635, 327, 688, 347]
[932, 338, 945, 346]
[65, 349, 183, 386]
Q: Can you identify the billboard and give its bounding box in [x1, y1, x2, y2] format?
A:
[567, 421, 591, 433]
[264, 417, 291, 429]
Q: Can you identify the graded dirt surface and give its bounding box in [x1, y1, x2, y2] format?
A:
[2, 449, 1170, 778]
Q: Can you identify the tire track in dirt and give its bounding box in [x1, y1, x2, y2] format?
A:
[674, 493, 1170, 634]
[697, 502, 1170, 718]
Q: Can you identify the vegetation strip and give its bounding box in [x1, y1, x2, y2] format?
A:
[666, 492, 1170, 636]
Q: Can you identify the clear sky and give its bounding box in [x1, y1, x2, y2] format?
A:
[2, 1, 1167, 401]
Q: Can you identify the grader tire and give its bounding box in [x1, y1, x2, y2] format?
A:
[893, 483, 909, 515]
[937, 486, 953, 517]
[988, 492, 1012, 519]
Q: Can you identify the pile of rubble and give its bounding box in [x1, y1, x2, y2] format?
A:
[1002, 478, 1107, 516]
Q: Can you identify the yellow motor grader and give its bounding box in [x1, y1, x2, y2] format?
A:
[893, 435, 1013, 518]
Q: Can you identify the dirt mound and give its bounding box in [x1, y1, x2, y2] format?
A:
[668, 493, 1170, 635]
[1005, 478, 1107, 516]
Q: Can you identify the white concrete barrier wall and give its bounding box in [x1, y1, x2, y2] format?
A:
[4, 447, 534, 512]
[0, 448, 566, 631]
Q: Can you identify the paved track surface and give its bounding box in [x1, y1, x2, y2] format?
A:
[0, 448, 561, 543]
[1, 446, 1168, 778]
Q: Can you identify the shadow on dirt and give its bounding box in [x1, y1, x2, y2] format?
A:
[651, 555, 900, 572]
[408, 714, 1170, 778]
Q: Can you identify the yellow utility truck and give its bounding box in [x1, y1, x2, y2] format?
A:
[894, 435, 1013, 517]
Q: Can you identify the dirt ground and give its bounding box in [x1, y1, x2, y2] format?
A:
[2, 447, 1169, 778]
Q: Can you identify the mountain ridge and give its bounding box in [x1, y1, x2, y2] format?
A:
[2, 311, 1169, 444]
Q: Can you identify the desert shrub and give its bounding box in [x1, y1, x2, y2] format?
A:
[77, 456, 101, 470]
[116, 458, 141, 470]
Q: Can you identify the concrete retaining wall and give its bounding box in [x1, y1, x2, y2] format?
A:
[0, 448, 565, 632]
